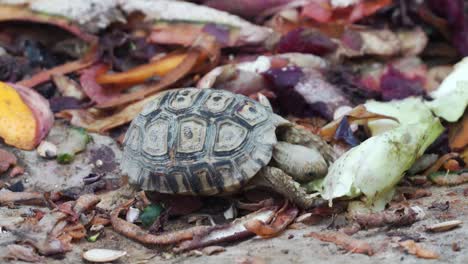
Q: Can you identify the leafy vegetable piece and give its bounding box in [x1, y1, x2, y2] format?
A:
[0, 82, 54, 150]
[428, 170, 468, 186]
[320, 118, 444, 211]
[277, 28, 337, 55]
[365, 97, 434, 135]
[56, 127, 91, 164]
[86, 233, 100, 242]
[96, 53, 187, 86]
[426, 57, 468, 122]
[140, 204, 164, 228]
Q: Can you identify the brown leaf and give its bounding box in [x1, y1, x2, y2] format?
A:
[399, 240, 439, 259]
[305, 231, 374, 255]
[319, 104, 397, 141]
[6, 244, 43, 263]
[17, 44, 98, 88]
[449, 112, 468, 150]
[175, 207, 277, 252]
[244, 202, 298, 238]
[202, 246, 226, 255]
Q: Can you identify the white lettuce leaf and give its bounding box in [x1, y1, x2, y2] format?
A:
[319, 118, 444, 211]
[426, 57, 468, 122]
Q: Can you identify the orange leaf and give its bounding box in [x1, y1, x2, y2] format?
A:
[96, 53, 188, 86]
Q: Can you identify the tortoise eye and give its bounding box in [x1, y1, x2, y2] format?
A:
[213, 96, 222, 101]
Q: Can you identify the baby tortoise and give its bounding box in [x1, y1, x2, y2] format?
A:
[121, 88, 336, 208]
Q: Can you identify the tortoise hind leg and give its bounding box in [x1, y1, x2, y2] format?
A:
[254, 166, 324, 209]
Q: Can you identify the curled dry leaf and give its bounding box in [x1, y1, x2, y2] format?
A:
[305, 231, 374, 255]
[176, 207, 278, 252]
[399, 240, 439, 259]
[96, 52, 187, 86]
[17, 44, 99, 88]
[319, 104, 396, 141]
[448, 113, 468, 150]
[52, 74, 86, 100]
[423, 153, 459, 176]
[111, 199, 210, 245]
[6, 244, 43, 263]
[96, 50, 200, 108]
[80, 64, 120, 105]
[202, 246, 226, 256]
[0, 191, 45, 206]
[0, 82, 54, 150]
[120, 0, 273, 47]
[351, 205, 420, 229]
[0, 4, 97, 42]
[429, 170, 468, 186]
[57, 91, 161, 133]
[244, 202, 298, 238]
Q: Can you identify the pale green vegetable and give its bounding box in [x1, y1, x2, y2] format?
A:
[426, 57, 468, 122]
[320, 118, 444, 211]
[365, 97, 434, 135]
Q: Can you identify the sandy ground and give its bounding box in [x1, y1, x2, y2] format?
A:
[1, 124, 467, 264]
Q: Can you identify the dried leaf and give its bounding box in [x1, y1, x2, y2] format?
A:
[305, 231, 374, 255]
[244, 202, 298, 238]
[399, 240, 439, 259]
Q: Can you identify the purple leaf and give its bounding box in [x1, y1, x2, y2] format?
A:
[202, 23, 231, 45]
[263, 67, 351, 120]
[49, 96, 87, 113]
[277, 28, 338, 55]
[380, 67, 425, 101]
[262, 66, 304, 89]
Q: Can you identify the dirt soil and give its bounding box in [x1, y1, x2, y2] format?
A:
[1, 124, 467, 264]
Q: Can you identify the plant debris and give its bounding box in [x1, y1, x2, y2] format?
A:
[399, 240, 439, 259]
[304, 231, 374, 255]
[0, 0, 468, 262]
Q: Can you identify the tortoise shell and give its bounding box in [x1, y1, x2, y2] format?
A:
[121, 88, 278, 195]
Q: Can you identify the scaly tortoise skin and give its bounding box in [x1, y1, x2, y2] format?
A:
[121, 88, 280, 195]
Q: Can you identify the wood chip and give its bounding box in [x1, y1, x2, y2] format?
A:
[399, 240, 439, 259]
[426, 220, 462, 232]
[82, 249, 126, 263]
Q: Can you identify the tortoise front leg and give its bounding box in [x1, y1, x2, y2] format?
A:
[277, 125, 338, 165]
[255, 166, 324, 209]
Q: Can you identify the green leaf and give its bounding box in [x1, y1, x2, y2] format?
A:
[365, 97, 434, 136]
[320, 118, 444, 211]
[86, 233, 100, 242]
[140, 204, 164, 228]
[425, 57, 468, 122]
